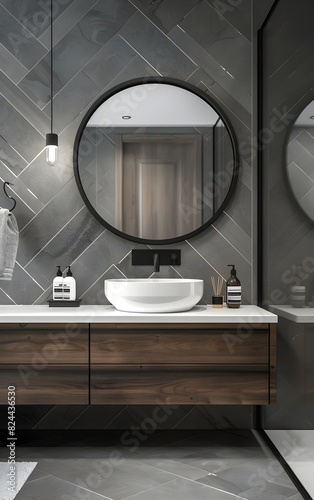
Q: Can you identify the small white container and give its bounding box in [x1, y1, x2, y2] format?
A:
[53, 266, 63, 300]
[63, 266, 76, 300]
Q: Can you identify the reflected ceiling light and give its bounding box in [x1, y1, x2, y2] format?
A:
[122, 115, 131, 120]
[310, 116, 314, 120]
[46, 0, 58, 165]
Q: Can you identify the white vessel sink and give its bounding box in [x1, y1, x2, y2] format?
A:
[104, 279, 204, 313]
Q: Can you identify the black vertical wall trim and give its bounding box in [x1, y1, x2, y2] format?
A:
[257, 28, 263, 308]
[212, 117, 219, 216]
[257, 0, 282, 308]
[88, 324, 91, 405]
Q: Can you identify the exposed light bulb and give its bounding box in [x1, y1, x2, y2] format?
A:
[46, 133, 58, 166]
[46, 145, 58, 165]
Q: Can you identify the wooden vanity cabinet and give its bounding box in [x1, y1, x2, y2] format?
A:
[0, 324, 89, 404]
[90, 323, 276, 405]
[0, 321, 276, 406]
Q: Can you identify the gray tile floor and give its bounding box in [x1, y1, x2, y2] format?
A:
[6, 430, 303, 499]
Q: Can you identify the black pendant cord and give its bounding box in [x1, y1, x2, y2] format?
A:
[50, 0, 54, 135]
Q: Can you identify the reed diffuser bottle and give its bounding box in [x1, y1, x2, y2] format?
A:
[211, 275, 224, 308]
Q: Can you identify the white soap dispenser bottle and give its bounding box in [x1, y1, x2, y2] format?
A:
[63, 266, 76, 300]
[53, 266, 63, 300]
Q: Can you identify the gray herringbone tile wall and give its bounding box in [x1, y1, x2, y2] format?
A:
[0, 0, 253, 429]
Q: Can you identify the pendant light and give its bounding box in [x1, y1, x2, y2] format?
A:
[46, 0, 58, 165]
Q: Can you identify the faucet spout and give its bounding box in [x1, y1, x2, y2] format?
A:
[153, 253, 160, 272]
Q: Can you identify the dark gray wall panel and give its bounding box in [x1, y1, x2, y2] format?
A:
[262, 0, 314, 430]
[262, 0, 314, 306]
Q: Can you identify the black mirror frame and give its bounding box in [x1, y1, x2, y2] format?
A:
[73, 77, 240, 244]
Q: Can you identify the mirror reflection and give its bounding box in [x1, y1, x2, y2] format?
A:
[287, 100, 314, 222]
[75, 82, 237, 242]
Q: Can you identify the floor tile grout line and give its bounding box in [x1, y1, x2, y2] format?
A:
[120, 472, 247, 500]
[35, 473, 114, 500]
[120, 477, 184, 500]
[22, 472, 52, 485]
[151, 430, 217, 450]
[140, 459, 217, 479]
[24, 450, 180, 499]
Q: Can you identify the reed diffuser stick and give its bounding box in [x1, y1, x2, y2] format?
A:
[211, 276, 223, 296]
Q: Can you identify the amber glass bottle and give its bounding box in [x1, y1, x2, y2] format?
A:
[226, 265, 241, 308]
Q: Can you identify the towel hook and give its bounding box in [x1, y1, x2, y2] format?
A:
[3, 182, 17, 211]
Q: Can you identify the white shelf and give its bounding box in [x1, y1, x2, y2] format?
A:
[0, 304, 277, 323]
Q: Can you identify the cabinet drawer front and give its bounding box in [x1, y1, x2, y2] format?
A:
[91, 329, 268, 365]
[0, 365, 88, 404]
[0, 324, 88, 364]
[91, 366, 269, 405]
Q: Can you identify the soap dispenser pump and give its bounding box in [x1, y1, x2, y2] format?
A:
[226, 264, 241, 308]
[63, 266, 76, 300]
[53, 266, 63, 300]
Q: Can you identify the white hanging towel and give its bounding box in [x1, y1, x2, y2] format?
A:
[0, 208, 19, 280]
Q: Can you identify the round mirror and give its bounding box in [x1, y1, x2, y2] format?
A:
[74, 78, 239, 243]
[286, 100, 314, 222]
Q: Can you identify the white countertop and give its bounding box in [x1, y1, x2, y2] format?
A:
[270, 305, 314, 323]
[0, 305, 277, 323]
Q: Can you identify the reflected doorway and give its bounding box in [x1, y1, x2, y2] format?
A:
[115, 134, 202, 240]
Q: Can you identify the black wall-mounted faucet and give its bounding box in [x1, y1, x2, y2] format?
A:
[132, 249, 181, 272]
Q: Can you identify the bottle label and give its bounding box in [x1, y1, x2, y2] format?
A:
[53, 281, 64, 300]
[227, 286, 241, 304]
[63, 286, 71, 300]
